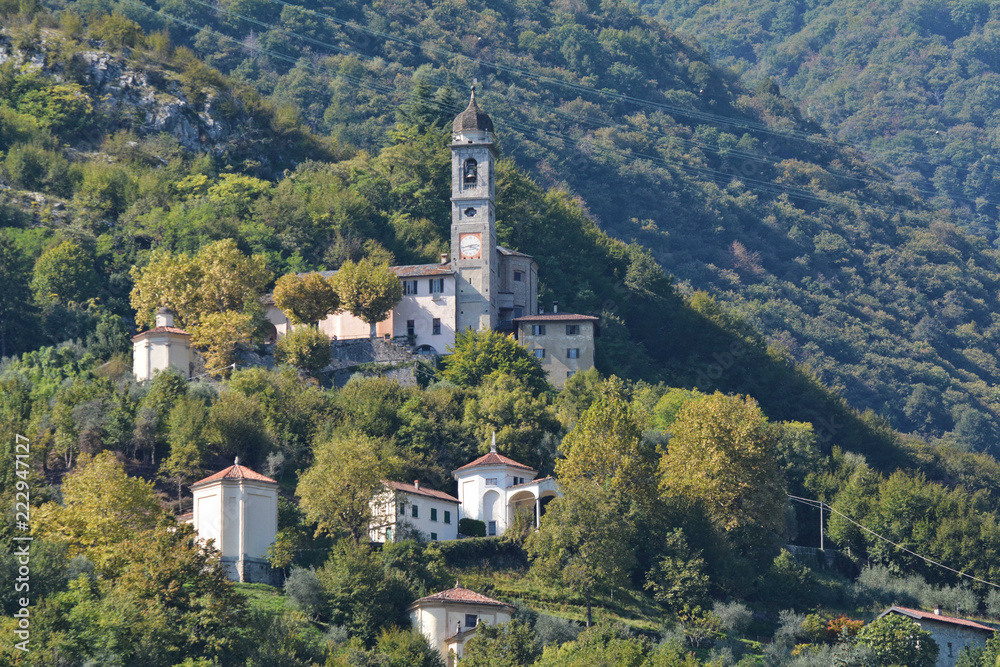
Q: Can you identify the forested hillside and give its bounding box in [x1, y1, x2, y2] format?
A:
[646, 0, 1000, 234]
[7, 3, 1000, 665]
[16, 0, 1000, 450]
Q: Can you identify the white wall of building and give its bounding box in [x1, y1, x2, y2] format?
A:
[410, 603, 513, 664]
[370, 486, 460, 543]
[191, 478, 277, 577]
[133, 332, 194, 381]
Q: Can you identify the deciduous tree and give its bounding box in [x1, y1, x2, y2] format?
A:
[659, 392, 786, 555]
[297, 431, 386, 543]
[330, 258, 402, 338]
[442, 328, 549, 394]
[854, 613, 938, 667]
[273, 271, 340, 325]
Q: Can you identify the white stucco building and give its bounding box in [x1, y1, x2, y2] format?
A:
[188, 459, 279, 584]
[453, 439, 558, 537]
[369, 480, 460, 543]
[408, 584, 516, 665]
[877, 606, 995, 667]
[132, 307, 196, 381]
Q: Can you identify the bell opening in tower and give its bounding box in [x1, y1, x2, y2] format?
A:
[463, 158, 478, 186]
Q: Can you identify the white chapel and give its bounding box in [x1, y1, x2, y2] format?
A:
[184, 458, 279, 584]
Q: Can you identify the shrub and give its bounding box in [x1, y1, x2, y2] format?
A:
[284, 567, 328, 620]
[275, 326, 332, 378]
[459, 518, 486, 537]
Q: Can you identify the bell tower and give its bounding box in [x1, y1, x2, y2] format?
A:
[450, 87, 498, 334]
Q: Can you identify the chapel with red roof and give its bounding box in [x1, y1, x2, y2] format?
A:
[184, 457, 279, 584]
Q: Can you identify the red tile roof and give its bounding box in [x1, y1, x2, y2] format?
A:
[880, 606, 996, 633]
[132, 326, 190, 340]
[384, 480, 459, 504]
[191, 462, 277, 487]
[410, 585, 515, 610]
[453, 451, 536, 474]
[513, 313, 599, 322]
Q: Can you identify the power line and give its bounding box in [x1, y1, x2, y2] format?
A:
[787, 494, 1000, 590]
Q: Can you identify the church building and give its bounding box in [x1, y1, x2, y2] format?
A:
[264, 90, 594, 387]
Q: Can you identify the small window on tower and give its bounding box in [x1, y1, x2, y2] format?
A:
[464, 207, 477, 217]
[514, 271, 523, 282]
[463, 158, 478, 185]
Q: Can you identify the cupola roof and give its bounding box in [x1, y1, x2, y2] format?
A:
[452, 87, 494, 134]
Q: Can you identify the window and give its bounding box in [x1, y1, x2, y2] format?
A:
[947, 643, 953, 657]
[412, 505, 419, 519]
[406, 320, 415, 337]
[385, 528, 393, 542]
[487, 521, 497, 536]
[430, 532, 438, 541]
[430, 278, 444, 294]
[463, 158, 478, 185]
[513, 476, 523, 486]
[485, 477, 497, 486]
[431, 508, 438, 522]
[531, 324, 546, 335]
[566, 324, 580, 335]
[567, 348, 580, 359]
[432, 318, 441, 335]
[444, 511, 451, 524]
[567, 371, 576, 379]
[513, 307, 523, 319]
[464, 207, 477, 217]
[399, 502, 406, 515]
[465, 614, 478, 629]
[534, 349, 545, 359]
[403, 280, 418, 295]
[514, 271, 523, 282]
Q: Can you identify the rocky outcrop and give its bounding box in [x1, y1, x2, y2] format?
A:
[0, 31, 247, 154]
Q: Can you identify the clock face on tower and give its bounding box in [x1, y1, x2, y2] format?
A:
[459, 233, 483, 259]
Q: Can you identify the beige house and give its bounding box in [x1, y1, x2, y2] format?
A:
[187, 459, 278, 584]
[408, 584, 516, 665]
[877, 606, 995, 667]
[514, 311, 600, 387]
[369, 480, 460, 543]
[132, 307, 196, 381]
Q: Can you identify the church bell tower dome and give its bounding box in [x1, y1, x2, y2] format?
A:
[452, 87, 494, 134]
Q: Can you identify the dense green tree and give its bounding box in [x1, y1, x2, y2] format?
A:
[527, 482, 637, 627]
[0, 233, 34, 357]
[272, 271, 340, 326]
[556, 377, 657, 504]
[854, 613, 938, 667]
[660, 392, 787, 555]
[275, 325, 332, 378]
[31, 239, 99, 306]
[442, 329, 550, 394]
[297, 431, 386, 543]
[461, 619, 540, 667]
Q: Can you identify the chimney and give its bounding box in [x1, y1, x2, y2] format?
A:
[553, 301, 559, 313]
[440, 253, 448, 264]
[414, 480, 420, 490]
[934, 605, 941, 615]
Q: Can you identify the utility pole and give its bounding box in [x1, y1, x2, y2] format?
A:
[819, 500, 825, 552]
